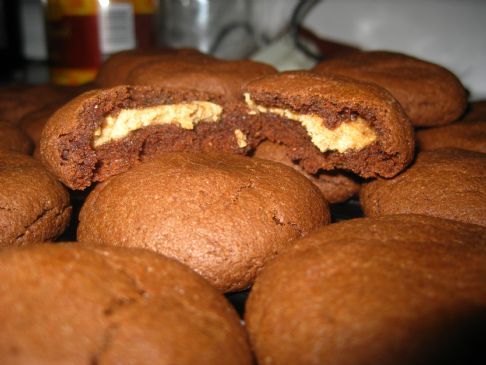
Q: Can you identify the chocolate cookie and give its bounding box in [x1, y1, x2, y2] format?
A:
[40, 85, 262, 190]
[253, 141, 360, 203]
[0, 121, 33, 154]
[313, 51, 467, 127]
[0, 84, 82, 125]
[243, 71, 415, 178]
[0, 244, 252, 365]
[246, 214, 486, 365]
[0, 151, 71, 247]
[18, 103, 61, 147]
[462, 100, 486, 122]
[126, 56, 277, 100]
[416, 119, 486, 153]
[360, 148, 486, 226]
[95, 48, 209, 87]
[78, 152, 330, 292]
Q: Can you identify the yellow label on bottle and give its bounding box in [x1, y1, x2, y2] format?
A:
[51, 68, 98, 86]
[132, 0, 157, 14]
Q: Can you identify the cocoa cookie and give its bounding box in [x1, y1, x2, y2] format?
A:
[78, 152, 330, 292]
[127, 56, 277, 101]
[18, 103, 61, 147]
[461, 100, 486, 122]
[243, 71, 415, 178]
[0, 84, 82, 125]
[253, 141, 360, 203]
[40, 85, 262, 190]
[416, 119, 486, 153]
[0, 244, 252, 365]
[313, 50, 467, 127]
[94, 48, 208, 87]
[361, 148, 486, 226]
[0, 151, 71, 247]
[0, 121, 33, 154]
[246, 214, 486, 365]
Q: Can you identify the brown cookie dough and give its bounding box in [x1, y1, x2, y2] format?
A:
[78, 152, 330, 292]
[253, 141, 361, 203]
[313, 50, 467, 127]
[0, 84, 84, 125]
[126, 56, 277, 101]
[0, 151, 71, 247]
[243, 71, 415, 178]
[0, 121, 33, 154]
[18, 103, 61, 147]
[40, 85, 261, 190]
[95, 48, 209, 87]
[462, 100, 486, 122]
[416, 119, 486, 153]
[246, 214, 486, 365]
[0, 244, 252, 365]
[360, 148, 486, 226]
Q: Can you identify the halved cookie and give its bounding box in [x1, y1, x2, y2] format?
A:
[40, 85, 259, 190]
[243, 71, 415, 178]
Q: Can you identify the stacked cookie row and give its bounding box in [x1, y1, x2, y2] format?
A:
[0, 47, 485, 364]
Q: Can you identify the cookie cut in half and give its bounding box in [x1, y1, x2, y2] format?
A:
[40, 85, 260, 190]
[243, 71, 415, 178]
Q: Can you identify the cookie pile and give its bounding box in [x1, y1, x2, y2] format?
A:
[0, 47, 485, 364]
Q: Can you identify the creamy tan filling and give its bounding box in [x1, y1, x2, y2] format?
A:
[234, 129, 248, 148]
[244, 93, 377, 153]
[93, 101, 223, 147]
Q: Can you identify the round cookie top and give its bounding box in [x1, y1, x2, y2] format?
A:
[78, 152, 330, 292]
[253, 141, 361, 203]
[416, 119, 486, 153]
[0, 121, 33, 154]
[95, 48, 212, 87]
[246, 214, 486, 365]
[0, 243, 252, 365]
[18, 103, 61, 147]
[360, 148, 486, 226]
[313, 50, 467, 127]
[126, 57, 277, 100]
[0, 150, 71, 247]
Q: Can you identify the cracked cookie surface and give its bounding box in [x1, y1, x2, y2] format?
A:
[0, 150, 71, 247]
[78, 152, 330, 292]
[0, 244, 252, 365]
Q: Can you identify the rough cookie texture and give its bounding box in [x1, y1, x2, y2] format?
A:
[0, 151, 71, 247]
[243, 71, 415, 178]
[0, 84, 87, 125]
[313, 51, 467, 127]
[18, 103, 61, 147]
[0, 121, 33, 154]
[78, 152, 330, 292]
[253, 141, 360, 203]
[127, 56, 277, 101]
[0, 244, 252, 365]
[40, 85, 261, 190]
[246, 214, 486, 365]
[416, 120, 486, 153]
[361, 148, 486, 226]
[95, 48, 211, 87]
[461, 100, 486, 122]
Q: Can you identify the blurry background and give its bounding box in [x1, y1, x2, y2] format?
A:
[2, 0, 486, 99]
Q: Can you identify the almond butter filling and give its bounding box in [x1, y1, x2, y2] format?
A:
[244, 93, 377, 153]
[93, 101, 223, 147]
